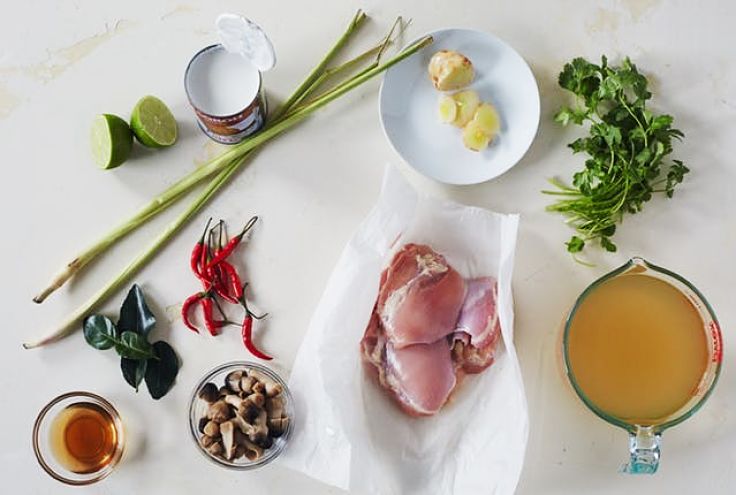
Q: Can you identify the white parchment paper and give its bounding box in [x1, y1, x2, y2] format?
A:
[281, 165, 528, 495]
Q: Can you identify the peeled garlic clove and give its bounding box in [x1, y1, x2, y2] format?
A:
[438, 95, 458, 124]
[428, 50, 474, 91]
[472, 103, 501, 137]
[463, 121, 491, 152]
[452, 90, 481, 128]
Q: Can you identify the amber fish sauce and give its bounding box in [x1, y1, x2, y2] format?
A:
[49, 402, 119, 474]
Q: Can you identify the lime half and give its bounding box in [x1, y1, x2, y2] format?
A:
[130, 95, 178, 148]
[91, 114, 133, 169]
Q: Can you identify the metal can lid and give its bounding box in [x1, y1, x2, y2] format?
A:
[216, 13, 276, 72]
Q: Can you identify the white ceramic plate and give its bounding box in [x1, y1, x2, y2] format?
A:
[379, 28, 540, 185]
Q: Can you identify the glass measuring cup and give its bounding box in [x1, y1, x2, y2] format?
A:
[561, 257, 722, 474]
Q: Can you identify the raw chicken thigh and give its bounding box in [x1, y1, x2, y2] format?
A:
[360, 244, 502, 416]
[377, 243, 467, 348]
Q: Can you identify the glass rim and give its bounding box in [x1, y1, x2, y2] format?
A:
[32, 391, 125, 486]
[188, 361, 294, 470]
[562, 257, 723, 433]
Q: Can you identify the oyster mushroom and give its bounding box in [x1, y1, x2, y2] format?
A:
[207, 400, 232, 423]
[268, 417, 290, 438]
[248, 392, 265, 408]
[252, 380, 266, 395]
[195, 366, 290, 463]
[200, 434, 216, 448]
[203, 421, 220, 437]
[224, 394, 245, 409]
[248, 409, 269, 443]
[241, 438, 264, 461]
[266, 396, 284, 419]
[198, 382, 220, 403]
[226, 370, 245, 393]
[236, 400, 259, 423]
[231, 415, 253, 436]
[240, 375, 256, 394]
[265, 381, 283, 398]
[206, 441, 224, 457]
[220, 420, 237, 460]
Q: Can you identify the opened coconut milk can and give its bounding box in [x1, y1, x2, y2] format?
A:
[184, 14, 276, 144]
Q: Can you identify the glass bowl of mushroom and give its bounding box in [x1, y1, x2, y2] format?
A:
[188, 362, 294, 469]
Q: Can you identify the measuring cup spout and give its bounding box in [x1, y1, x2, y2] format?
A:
[623, 426, 661, 474]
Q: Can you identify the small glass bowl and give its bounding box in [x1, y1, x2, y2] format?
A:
[32, 391, 125, 485]
[188, 361, 294, 469]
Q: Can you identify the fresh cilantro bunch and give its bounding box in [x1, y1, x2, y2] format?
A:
[544, 56, 688, 255]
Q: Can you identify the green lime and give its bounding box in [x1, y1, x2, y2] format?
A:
[90, 114, 133, 169]
[130, 95, 178, 148]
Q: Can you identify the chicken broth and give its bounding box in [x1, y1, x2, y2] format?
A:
[49, 402, 118, 474]
[567, 273, 708, 425]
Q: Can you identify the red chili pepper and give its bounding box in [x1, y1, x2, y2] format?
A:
[220, 261, 244, 301]
[190, 218, 213, 284]
[241, 315, 272, 360]
[206, 216, 258, 270]
[208, 263, 239, 304]
[201, 297, 219, 336]
[182, 292, 205, 333]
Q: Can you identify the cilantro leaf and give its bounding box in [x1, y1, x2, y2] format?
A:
[543, 56, 687, 256]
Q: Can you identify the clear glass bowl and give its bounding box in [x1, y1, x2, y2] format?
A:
[188, 361, 294, 469]
[32, 391, 125, 485]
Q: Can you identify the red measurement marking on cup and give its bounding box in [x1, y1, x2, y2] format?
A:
[710, 321, 723, 363]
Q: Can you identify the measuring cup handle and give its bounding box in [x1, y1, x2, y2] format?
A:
[622, 426, 661, 474]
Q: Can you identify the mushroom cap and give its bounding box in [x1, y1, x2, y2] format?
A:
[252, 380, 266, 395]
[206, 441, 224, 457]
[265, 382, 283, 398]
[207, 400, 232, 423]
[240, 376, 256, 394]
[242, 438, 264, 461]
[198, 382, 220, 403]
[224, 394, 245, 409]
[203, 421, 220, 437]
[249, 392, 265, 408]
[239, 400, 261, 423]
[200, 434, 216, 448]
[226, 370, 245, 393]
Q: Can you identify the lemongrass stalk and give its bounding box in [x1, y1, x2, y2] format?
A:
[32, 10, 367, 304]
[25, 33, 433, 348]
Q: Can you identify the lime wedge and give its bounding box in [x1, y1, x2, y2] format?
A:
[91, 114, 133, 169]
[130, 95, 178, 148]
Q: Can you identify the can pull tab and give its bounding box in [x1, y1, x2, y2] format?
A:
[216, 13, 276, 71]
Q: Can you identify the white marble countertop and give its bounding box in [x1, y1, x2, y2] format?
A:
[2, 1, 735, 493]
